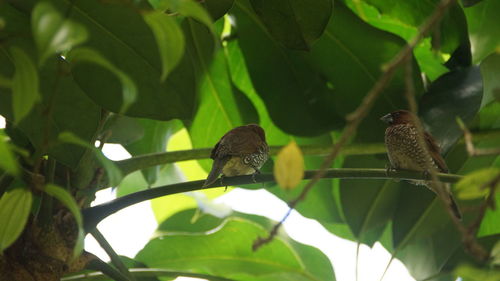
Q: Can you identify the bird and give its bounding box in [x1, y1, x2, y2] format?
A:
[203, 124, 269, 187]
[380, 110, 462, 220]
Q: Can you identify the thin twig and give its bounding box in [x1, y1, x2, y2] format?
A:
[252, 0, 460, 251]
[402, 42, 490, 265]
[458, 118, 500, 156]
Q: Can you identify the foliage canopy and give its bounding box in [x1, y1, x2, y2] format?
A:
[0, 0, 499, 280]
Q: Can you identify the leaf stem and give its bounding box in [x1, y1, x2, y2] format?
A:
[114, 130, 500, 176]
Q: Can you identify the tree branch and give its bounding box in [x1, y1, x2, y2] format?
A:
[82, 168, 462, 232]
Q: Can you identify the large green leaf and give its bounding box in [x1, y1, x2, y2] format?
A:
[0, 187, 32, 253]
[464, 0, 500, 63]
[10, 46, 40, 123]
[66, 47, 137, 114]
[231, 0, 418, 136]
[31, 1, 88, 66]
[387, 139, 499, 280]
[224, 39, 345, 226]
[230, 0, 341, 136]
[138, 216, 335, 281]
[480, 52, 500, 107]
[124, 119, 181, 185]
[419, 67, 483, 152]
[203, 0, 234, 20]
[306, 3, 421, 142]
[343, 0, 448, 81]
[143, 11, 185, 82]
[340, 155, 400, 246]
[361, 0, 470, 63]
[249, 0, 332, 50]
[60, 0, 198, 120]
[188, 25, 258, 171]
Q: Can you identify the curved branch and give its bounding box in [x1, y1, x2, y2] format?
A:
[82, 168, 462, 232]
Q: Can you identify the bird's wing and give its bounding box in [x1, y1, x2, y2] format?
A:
[224, 130, 262, 156]
[424, 131, 448, 173]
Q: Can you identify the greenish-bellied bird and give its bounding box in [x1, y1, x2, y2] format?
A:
[203, 124, 269, 187]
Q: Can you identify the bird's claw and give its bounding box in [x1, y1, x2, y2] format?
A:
[251, 172, 258, 183]
[422, 170, 431, 180]
[219, 176, 228, 191]
[385, 164, 400, 182]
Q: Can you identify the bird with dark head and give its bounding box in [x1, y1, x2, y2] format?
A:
[381, 110, 462, 220]
[203, 124, 269, 187]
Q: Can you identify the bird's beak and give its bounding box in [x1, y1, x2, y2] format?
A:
[380, 113, 393, 124]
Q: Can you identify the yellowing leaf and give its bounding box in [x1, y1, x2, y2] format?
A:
[274, 141, 304, 190]
[455, 167, 500, 200]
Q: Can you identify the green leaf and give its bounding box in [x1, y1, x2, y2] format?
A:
[455, 167, 500, 200]
[65, 0, 198, 121]
[361, 0, 470, 61]
[116, 170, 148, 197]
[224, 39, 345, 226]
[43, 184, 84, 258]
[138, 217, 335, 281]
[157, 209, 336, 281]
[202, 0, 234, 20]
[187, 26, 254, 171]
[124, 119, 181, 185]
[101, 114, 145, 145]
[59, 132, 123, 186]
[480, 52, 500, 107]
[0, 187, 32, 253]
[419, 67, 483, 152]
[392, 195, 460, 280]
[0, 75, 11, 88]
[465, 0, 500, 63]
[143, 11, 185, 82]
[231, 0, 417, 136]
[230, 0, 339, 135]
[249, 0, 332, 50]
[477, 192, 500, 237]
[343, 0, 448, 81]
[0, 130, 19, 176]
[66, 47, 137, 114]
[10, 46, 40, 123]
[340, 155, 400, 246]
[158, 0, 216, 35]
[31, 1, 88, 66]
[0, 56, 101, 169]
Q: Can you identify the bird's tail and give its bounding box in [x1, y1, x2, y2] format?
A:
[445, 183, 462, 220]
[203, 158, 228, 187]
